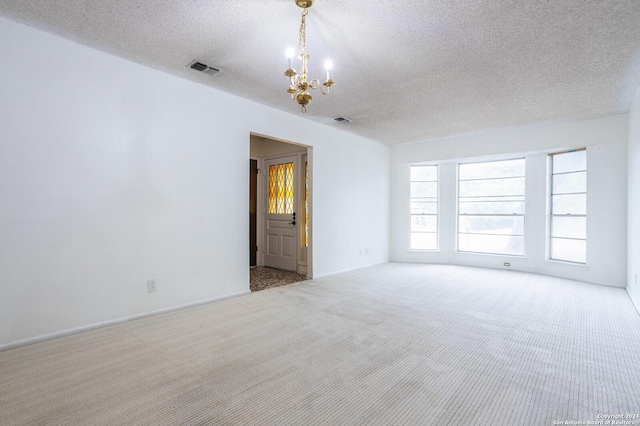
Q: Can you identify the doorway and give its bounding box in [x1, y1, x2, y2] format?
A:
[249, 134, 311, 279]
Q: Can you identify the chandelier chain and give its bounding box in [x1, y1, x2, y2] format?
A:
[299, 8, 308, 56]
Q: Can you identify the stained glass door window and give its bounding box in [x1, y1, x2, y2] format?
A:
[268, 161, 295, 214]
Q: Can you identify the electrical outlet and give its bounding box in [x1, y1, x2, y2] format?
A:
[503, 262, 511, 268]
[147, 279, 157, 293]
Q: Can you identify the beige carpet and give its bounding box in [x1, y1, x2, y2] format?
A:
[1, 263, 640, 425]
[250, 266, 307, 292]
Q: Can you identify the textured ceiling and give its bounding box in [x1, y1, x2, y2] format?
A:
[2, 0, 640, 145]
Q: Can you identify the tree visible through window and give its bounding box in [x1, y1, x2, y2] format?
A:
[410, 165, 438, 250]
[549, 149, 586, 263]
[458, 159, 525, 256]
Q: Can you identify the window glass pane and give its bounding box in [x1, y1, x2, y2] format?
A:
[459, 159, 525, 180]
[549, 149, 587, 264]
[552, 171, 586, 194]
[268, 165, 277, 214]
[458, 234, 524, 256]
[411, 215, 437, 232]
[460, 195, 523, 202]
[410, 182, 437, 198]
[459, 177, 525, 197]
[411, 201, 437, 214]
[459, 201, 525, 215]
[552, 150, 586, 174]
[460, 195, 523, 204]
[268, 162, 295, 214]
[411, 232, 437, 250]
[458, 158, 525, 256]
[285, 162, 294, 214]
[551, 238, 586, 263]
[459, 216, 524, 236]
[276, 164, 285, 213]
[551, 216, 586, 240]
[410, 165, 437, 181]
[410, 165, 438, 250]
[552, 194, 586, 215]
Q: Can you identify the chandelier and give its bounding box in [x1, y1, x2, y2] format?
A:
[284, 0, 334, 113]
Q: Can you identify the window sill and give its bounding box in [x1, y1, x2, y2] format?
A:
[456, 250, 526, 259]
[546, 258, 588, 267]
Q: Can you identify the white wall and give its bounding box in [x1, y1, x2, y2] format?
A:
[628, 86, 640, 312]
[391, 115, 628, 287]
[250, 137, 306, 158]
[0, 18, 390, 349]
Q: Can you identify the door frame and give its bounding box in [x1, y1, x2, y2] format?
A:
[249, 158, 258, 267]
[249, 133, 312, 278]
[250, 157, 262, 267]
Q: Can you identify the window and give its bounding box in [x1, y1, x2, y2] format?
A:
[458, 158, 525, 256]
[410, 165, 438, 250]
[549, 149, 586, 263]
[268, 162, 295, 214]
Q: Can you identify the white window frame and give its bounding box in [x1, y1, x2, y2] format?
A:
[457, 158, 526, 257]
[548, 148, 587, 264]
[409, 164, 439, 251]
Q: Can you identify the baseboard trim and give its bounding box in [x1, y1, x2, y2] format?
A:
[627, 288, 640, 317]
[0, 290, 251, 353]
[311, 262, 389, 280]
[392, 259, 627, 289]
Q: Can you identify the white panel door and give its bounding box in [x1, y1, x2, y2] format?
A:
[264, 156, 298, 271]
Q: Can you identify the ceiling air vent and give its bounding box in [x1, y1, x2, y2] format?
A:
[188, 60, 220, 76]
[334, 117, 352, 123]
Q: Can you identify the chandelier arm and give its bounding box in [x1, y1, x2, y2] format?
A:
[307, 79, 330, 95]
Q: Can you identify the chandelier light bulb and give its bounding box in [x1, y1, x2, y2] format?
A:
[324, 59, 333, 81]
[286, 48, 295, 70]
